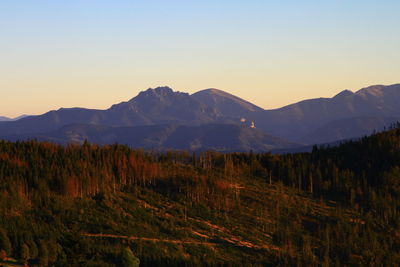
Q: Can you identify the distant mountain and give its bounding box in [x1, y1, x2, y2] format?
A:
[3, 123, 295, 152]
[0, 87, 236, 136]
[254, 84, 400, 141]
[0, 115, 29, 122]
[1, 84, 400, 149]
[13, 114, 30, 121]
[0, 108, 108, 136]
[192, 88, 263, 118]
[299, 116, 399, 144]
[108, 87, 216, 125]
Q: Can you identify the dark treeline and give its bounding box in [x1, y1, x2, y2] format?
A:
[0, 124, 400, 266]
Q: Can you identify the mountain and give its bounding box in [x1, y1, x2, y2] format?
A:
[254, 84, 400, 141]
[191, 88, 263, 118]
[0, 115, 29, 122]
[0, 108, 108, 136]
[0, 87, 279, 151]
[299, 116, 399, 144]
[108, 87, 216, 125]
[1, 84, 400, 148]
[0, 87, 228, 137]
[3, 123, 295, 152]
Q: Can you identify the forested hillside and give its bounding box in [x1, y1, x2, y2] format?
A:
[0, 124, 400, 266]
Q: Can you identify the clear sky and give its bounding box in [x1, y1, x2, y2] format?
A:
[1, 0, 399, 117]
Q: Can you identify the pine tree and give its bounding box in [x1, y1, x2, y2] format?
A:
[20, 243, 30, 263]
[0, 250, 7, 261]
[38, 240, 48, 267]
[28, 240, 38, 259]
[121, 247, 140, 267]
[55, 250, 68, 267]
[0, 228, 12, 256]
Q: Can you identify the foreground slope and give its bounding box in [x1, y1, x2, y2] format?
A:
[1, 125, 400, 266]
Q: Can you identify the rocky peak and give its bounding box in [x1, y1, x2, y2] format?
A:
[333, 90, 354, 99]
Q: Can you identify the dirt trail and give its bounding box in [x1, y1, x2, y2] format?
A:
[110, 198, 279, 251]
[83, 233, 217, 246]
[82, 232, 277, 250]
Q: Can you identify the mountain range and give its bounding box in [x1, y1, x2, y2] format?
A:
[256, 84, 400, 143]
[0, 115, 29, 122]
[1, 84, 399, 151]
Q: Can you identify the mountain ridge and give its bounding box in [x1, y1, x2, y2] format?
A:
[254, 83, 400, 141]
[1, 84, 400, 149]
[0, 114, 29, 122]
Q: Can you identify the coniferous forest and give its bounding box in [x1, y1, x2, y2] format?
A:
[0, 124, 400, 266]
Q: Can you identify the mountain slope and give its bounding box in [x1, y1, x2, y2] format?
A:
[3, 123, 295, 152]
[1, 84, 400, 147]
[0, 116, 10, 121]
[0, 87, 219, 137]
[1, 126, 400, 265]
[108, 87, 215, 125]
[0, 115, 29, 122]
[192, 88, 263, 118]
[299, 116, 400, 144]
[0, 108, 108, 136]
[255, 84, 400, 141]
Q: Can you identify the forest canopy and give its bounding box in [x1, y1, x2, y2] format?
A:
[0, 124, 400, 266]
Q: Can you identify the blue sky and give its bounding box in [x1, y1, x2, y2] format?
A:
[1, 1, 400, 117]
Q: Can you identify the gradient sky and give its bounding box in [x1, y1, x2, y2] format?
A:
[1, 1, 400, 118]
